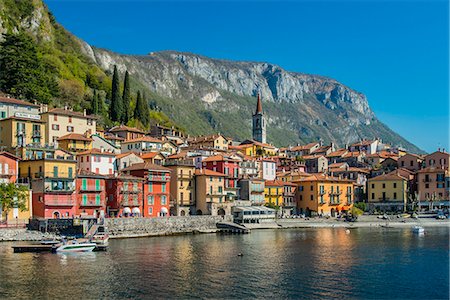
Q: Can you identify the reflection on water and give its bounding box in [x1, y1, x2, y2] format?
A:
[0, 227, 448, 299]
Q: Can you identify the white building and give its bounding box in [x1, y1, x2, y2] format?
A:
[76, 148, 116, 175]
[260, 159, 276, 181]
[121, 137, 162, 153]
[0, 96, 41, 120]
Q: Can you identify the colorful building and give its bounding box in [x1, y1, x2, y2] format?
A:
[397, 153, 423, 172]
[295, 174, 354, 217]
[238, 178, 265, 205]
[264, 180, 284, 207]
[283, 182, 297, 216]
[108, 125, 146, 141]
[367, 173, 408, 212]
[121, 162, 171, 218]
[106, 174, 144, 217]
[77, 148, 116, 175]
[121, 137, 163, 153]
[115, 152, 144, 172]
[202, 155, 240, 200]
[0, 116, 46, 156]
[188, 134, 229, 151]
[19, 156, 77, 219]
[57, 133, 93, 153]
[75, 170, 107, 218]
[0, 96, 41, 120]
[194, 169, 231, 215]
[165, 160, 195, 216]
[41, 108, 97, 146]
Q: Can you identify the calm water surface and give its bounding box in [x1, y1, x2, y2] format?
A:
[0, 227, 448, 299]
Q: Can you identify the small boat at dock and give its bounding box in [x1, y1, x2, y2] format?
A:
[56, 240, 96, 253]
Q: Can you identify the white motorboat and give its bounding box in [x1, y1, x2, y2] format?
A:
[56, 240, 96, 252]
[412, 226, 425, 234]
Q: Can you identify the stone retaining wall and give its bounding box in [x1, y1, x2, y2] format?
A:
[105, 215, 233, 238]
[0, 228, 57, 242]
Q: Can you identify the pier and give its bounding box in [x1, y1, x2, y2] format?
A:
[216, 222, 250, 234]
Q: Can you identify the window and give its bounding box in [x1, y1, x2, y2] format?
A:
[148, 207, 153, 215]
[401, 161, 405, 167]
[95, 194, 101, 205]
[82, 179, 87, 190]
[393, 192, 397, 199]
[410, 160, 413, 167]
[310, 195, 313, 201]
[300, 195, 303, 201]
[54, 115, 57, 121]
[148, 182, 153, 192]
[299, 186, 304, 192]
[161, 195, 167, 205]
[393, 183, 397, 188]
[52, 124, 60, 130]
[382, 183, 386, 189]
[87, 119, 93, 126]
[53, 166, 58, 177]
[0, 111, 5, 118]
[310, 185, 313, 191]
[67, 126, 74, 132]
[95, 179, 100, 190]
[372, 193, 375, 200]
[147, 195, 154, 205]
[180, 192, 184, 201]
[162, 183, 166, 192]
[82, 194, 88, 205]
[210, 176, 213, 182]
[209, 186, 213, 195]
[425, 183, 429, 189]
[68, 116, 72, 123]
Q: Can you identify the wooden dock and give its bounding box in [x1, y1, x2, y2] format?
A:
[216, 222, 250, 234]
[12, 244, 56, 253]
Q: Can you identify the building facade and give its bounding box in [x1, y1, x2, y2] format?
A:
[252, 94, 266, 144]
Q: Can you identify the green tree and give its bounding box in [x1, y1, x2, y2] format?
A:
[91, 89, 99, 115]
[134, 90, 150, 127]
[109, 65, 122, 122]
[122, 70, 131, 123]
[0, 32, 58, 103]
[0, 183, 29, 224]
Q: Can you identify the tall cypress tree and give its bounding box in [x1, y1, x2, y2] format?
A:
[134, 90, 143, 122]
[91, 90, 99, 115]
[122, 71, 131, 123]
[141, 92, 150, 126]
[134, 90, 150, 127]
[109, 65, 122, 122]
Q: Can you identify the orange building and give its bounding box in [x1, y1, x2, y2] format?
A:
[295, 174, 354, 217]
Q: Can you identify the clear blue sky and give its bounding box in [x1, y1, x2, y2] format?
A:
[46, 0, 449, 153]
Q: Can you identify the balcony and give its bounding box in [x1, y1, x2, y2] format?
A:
[329, 191, 342, 195]
[148, 175, 170, 182]
[80, 185, 102, 192]
[32, 131, 41, 138]
[177, 174, 192, 179]
[121, 200, 141, 206]
[319, 201, 327, 206]
[35, 172, 74, 179]
[45, 186, 74, 193]
[329, 200, 341, 205]
[0, 169, 16, 177]
[45, 197, 74, 206]
[422, 179, 432, 183]
[80, 200, 103, 207]
[319, 190, 326, 195]
[120, 187, 141, 194]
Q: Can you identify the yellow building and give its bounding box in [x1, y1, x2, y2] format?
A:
[188, 134, 229, 151]
[0, 116, 46, 153]
[295, 174, 354, 217]
[41, 108, 97, 146]
[3, 190, 33, 225]
[264, 180, 284, 207]
[57, 133, 93, 153]
[236, 140, 278, 157]
[166, 160, 196, 216]
[19, 157, 77, 181]
[367, 172, 408, 212]
[195, 169, 232, 216]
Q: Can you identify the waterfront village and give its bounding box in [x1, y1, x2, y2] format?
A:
[0, 93, 448, 228]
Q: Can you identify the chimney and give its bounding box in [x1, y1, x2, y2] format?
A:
[83, 109, 87, 116]
[64, 105, 68, 110]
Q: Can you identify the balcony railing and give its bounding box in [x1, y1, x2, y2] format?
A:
[121, 200, 141, 206]
[0, 169, 16, 177]
[177, 174, 193, 179]
[35, 172, 74, 179]
[32, 131, 41, 138]
[80, 185, 102, 192]
[45, 198, 74, 206]
[45, 186, 75, 193]
[319, 190, 326, 195]
[329, 200, 341, 205]
[120, 187, 141, 194]
[329, 191, 342, 195]
[148, 175, 170, 182]
[80, 200, 103, 207]
[319, 201, 326, 206]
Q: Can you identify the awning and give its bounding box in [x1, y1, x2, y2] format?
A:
[132, 207, 141, 214]
[160, 207, 168, 214]
[123, 207, 131, 214]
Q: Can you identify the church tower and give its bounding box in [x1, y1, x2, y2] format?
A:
[252, 93, 266, 143]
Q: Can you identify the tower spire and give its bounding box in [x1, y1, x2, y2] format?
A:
[256, 93, 263, 114]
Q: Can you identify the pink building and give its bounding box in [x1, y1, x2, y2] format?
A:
[203, 155, 240, 200]
[77, 148, 116, 175]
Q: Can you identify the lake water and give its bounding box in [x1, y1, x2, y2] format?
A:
[0, 227, 448, 299]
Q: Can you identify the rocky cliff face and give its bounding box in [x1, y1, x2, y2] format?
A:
[88, 48, 418, 151]
[0, 0, 421, 152]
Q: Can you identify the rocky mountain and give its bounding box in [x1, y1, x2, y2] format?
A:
[0, 0, 422, 152]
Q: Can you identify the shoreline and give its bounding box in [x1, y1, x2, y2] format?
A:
[1, 217, 448, 242]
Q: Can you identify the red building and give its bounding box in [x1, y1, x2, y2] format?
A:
[121, 162, 171, 217]
[106, 174, 144, 217]
[202, 155, 240, 200]
[0, 152, 20, 184]
[75, 170, 107, 218]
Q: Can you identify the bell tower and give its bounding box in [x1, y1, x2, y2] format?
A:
[252, 93, 266, 143]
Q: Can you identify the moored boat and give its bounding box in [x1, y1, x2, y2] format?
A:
[412, 226, 425, 234]
[56, 241, 96, 253]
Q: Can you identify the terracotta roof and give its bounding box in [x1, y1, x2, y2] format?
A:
[369, 173, 407, 181]
[57, 133, 92, 141]
[167, 151, 188, 159]
[0, 116, 45, 123]
[289, 142, 320, 152]
[109, 125, 146, 134]
[188, 134, 226, 143]
[350, 140, 376, 147]
[140, 152, 164, 159]
[195, 169, 227, 177]
[121, 162, 171, 172]
[311, 145, 331, 154]
[328, 162, 347, 168]
[108, 173, 144, 181]
[398, 153, 423, 160]
[255, 93, 263, 114]
[77, 148, 116, 156]
[417, 167, 448, 174]
[302, 155, 325, 160]
[265, 180, 285, 187]
[0, 96, 40, 107]
[342, 151, 364, 158]
[293, 173, 354, 183]
[239, 139, 276, 149]
[76, 169, 107, 178]
[104, 134, 125, 141]
[122, 136, 163, 144]
[203, 155, 239, 162]
[327, 149, 348, 157]
[389, 168, 415, 178]
[0, 151, 21, 161]
[44, 108, 99, 119]
[115, 152, 140, 159]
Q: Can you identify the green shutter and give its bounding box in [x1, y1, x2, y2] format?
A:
[95, 194, 101, 205]
[53, 166, 58, 177]
[82, 179, 87, 190]
[95, 179, 100, 191]
[82, 194, 87, 205]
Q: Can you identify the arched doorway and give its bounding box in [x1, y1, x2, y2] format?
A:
[180, 210, 186, 216]
[331, 208, 336, 217]
[53, 211, 60, 219]
[196, 209, 203, 215]
[217, 208, 226, 216]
